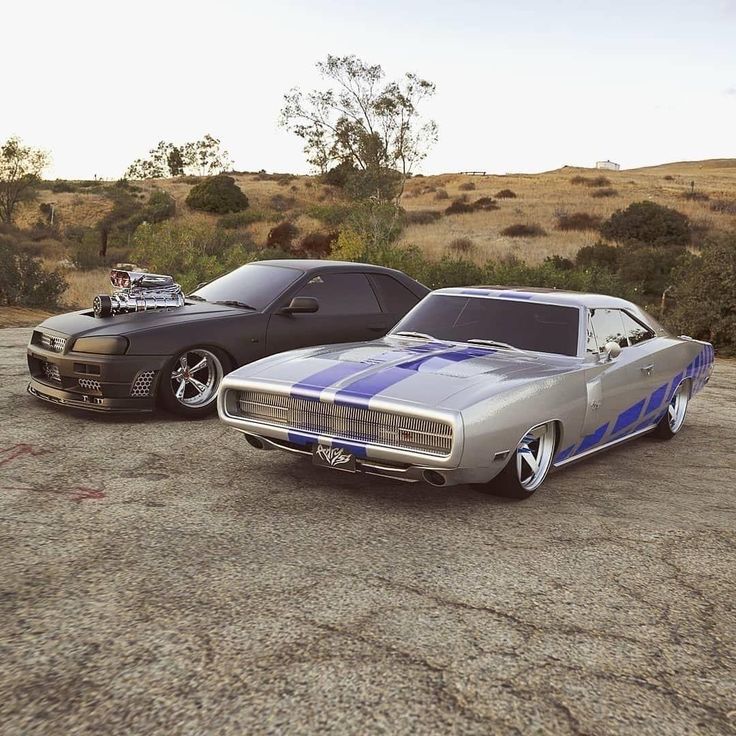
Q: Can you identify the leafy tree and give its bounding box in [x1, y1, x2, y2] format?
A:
[600, 201, 690, 248]
[280, 55, 437, 202]
[185, 175, 248, 213]
[125, 135, 232, 179]
[0, 241, 66, 307]
[0, 136, 50, 223]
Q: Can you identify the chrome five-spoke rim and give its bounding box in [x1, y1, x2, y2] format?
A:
[668, 383, 689, 433]
[516, 423, 556, 491]
[170, 349, 223, 407]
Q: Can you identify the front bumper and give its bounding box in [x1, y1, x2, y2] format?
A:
[27, 339, 168, 413]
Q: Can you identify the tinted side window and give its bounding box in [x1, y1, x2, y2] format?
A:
[621, 311, 655, 345]
[296, 273, 380, 315]
[369, 274, 419, 314]
[590, 309, 627, 351]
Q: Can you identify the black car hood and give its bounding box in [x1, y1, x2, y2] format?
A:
[37, 301, 248, 339]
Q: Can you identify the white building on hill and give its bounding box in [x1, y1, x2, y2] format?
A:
[596, 160, 620, 171]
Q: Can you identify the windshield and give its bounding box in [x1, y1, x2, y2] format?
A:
[392, 294, 580, 356]
[190, 263, 303, 310]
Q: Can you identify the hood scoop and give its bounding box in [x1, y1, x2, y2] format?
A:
[93, 269, 185, 318]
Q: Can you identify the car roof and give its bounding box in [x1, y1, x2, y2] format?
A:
[436, 285, 638, 310]
[252, 259, 403, 274]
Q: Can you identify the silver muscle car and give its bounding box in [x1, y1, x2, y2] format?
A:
[217, 287, 714, 498]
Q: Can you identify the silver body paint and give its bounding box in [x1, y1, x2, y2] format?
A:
[217, 289, 714, 486]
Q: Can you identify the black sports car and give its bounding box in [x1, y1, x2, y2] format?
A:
[27, 260, 429, 417]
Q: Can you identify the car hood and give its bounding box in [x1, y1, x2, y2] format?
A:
[226, 337, 581, 410]
[35, 301, 246, 339]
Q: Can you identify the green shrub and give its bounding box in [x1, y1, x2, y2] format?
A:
[600, 201, 690, 247]
[710, 199, 736, 215]
[666, 234, 736, 352]
[434, 188, 449, 200]
[617, 245, 685, 298]
[131, 221, 256, 291]
[267, 222, 299, 249]
[144, 189, 176, 222]
[570, 175, 589, 185]
[320, 161, 356, 188]
[185, 175, 249, 214]
[544, 255, 575, 270]
[458, 181, 476, 191]
[575, 242, 621, 271]
[495, 189, 517, 199]
[500, 223, 546, 237]
[588, 176, 611, 187]
[218, 210, 271, 229]
[680, 190, 709, 201]
[307, 203, 354, 227]
[555, 212, 601, 231]
[0, 242, 67, 308]
[49, 180, 77, 193]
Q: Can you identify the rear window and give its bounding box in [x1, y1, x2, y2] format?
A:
[393, 295, 580, 356]
[369, 274, 419, 314]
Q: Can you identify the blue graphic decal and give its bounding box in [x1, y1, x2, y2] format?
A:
[555, 445, 575, 463]
[288, 431, 315, 446]
[645, 383, 668, 415]
[669, 372, 683, 400]
[461, 288, 491, 296]
[612, 399, 645, 435]
[397, 346, 491, 372]
[575, 422, 609, 455]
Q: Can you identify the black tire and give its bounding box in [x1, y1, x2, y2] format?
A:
[652, 380, 690, 440]
[480, 422, 558, 499]
[158, 347, 230, 418]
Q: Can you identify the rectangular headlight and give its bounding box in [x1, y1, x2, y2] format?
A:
[72, 336, 129, 355]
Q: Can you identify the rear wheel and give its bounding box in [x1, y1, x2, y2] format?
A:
[653, 380, 689, 439]
[483, 422, 557, 499]
[158, 347, 227, 418]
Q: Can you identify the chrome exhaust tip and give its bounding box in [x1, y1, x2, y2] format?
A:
[422, 470, 446, 487]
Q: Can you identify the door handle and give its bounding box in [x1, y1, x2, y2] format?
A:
[640, 364, 655, 375]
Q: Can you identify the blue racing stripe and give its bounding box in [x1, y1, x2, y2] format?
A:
[612, 399, 645, 435]
[288, 431, 316, 446]
[497, 291, 534, 299]
[645, 383, 668, 415]
[575, 422, 609, 455]
[334, 367, 410, 408]
[669, 372, 683, 399]
[290, 362, 370, 400]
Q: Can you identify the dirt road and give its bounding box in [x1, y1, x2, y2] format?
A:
[1, 327, 734, 735]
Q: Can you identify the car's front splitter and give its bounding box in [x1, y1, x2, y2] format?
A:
[27, 380, 155, 413]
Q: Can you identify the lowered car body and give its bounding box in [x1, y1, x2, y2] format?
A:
[218, 287, 714, 497]
[27, 260, 428, 417]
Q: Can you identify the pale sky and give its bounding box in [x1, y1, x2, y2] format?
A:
[2, 0, 734, 179]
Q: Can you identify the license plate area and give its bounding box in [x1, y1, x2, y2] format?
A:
[312, 444, 356, 473]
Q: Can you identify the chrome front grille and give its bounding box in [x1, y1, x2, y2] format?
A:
[40, 333, 67, 353]
[42, 362, 61, 383]
[236, 390, 453, 456]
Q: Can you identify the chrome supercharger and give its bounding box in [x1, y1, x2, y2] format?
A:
[93, 269, 185, 317]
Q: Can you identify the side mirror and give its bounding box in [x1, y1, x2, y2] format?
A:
[603, 341, 622, 361]
[279, 296, 319, 315]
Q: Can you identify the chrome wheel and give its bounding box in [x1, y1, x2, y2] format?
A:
[516, 423, 556, 492]
[667, 382, 689, 433]
[170, 349, 223, 407]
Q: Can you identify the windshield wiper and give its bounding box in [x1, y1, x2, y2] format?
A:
[467, 338, 523, 352]
[392, 331, 437, 341]
[213, 300, 257, 310]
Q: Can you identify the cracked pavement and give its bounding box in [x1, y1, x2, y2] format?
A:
[0, 327, 734, 735]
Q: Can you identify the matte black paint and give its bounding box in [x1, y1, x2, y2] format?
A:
[27, 261, 429, 413]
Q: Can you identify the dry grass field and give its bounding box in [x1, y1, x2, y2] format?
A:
[13, 158, 736, 312]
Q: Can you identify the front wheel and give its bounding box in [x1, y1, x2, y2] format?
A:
[482, 422, 557, 499]
[158, 347, 227, 418]
[653, 380, 689, 439]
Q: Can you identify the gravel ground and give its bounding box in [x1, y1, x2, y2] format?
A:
[0, 327, 734, 735]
